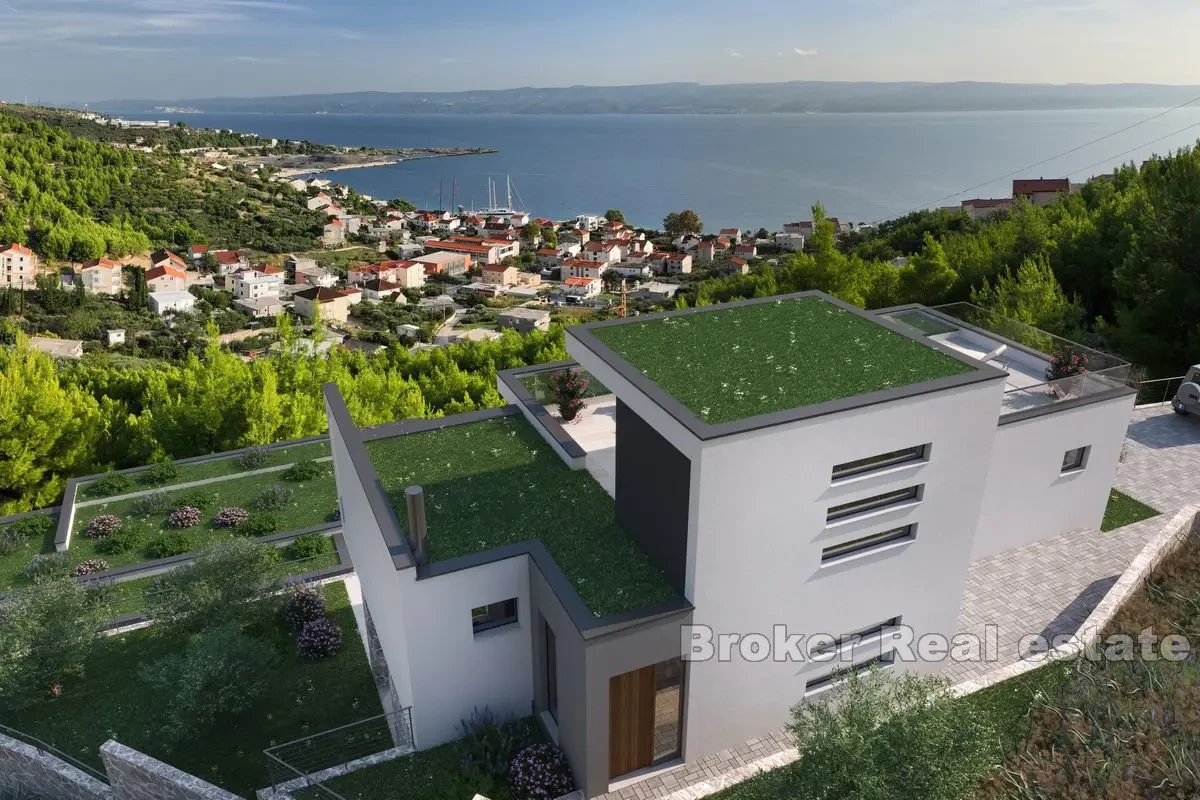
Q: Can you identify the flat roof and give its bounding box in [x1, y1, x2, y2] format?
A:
[365, 414, 677, 618]
[577, 293, 983, 427]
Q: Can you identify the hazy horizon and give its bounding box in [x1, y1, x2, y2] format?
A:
[3, 0, 1200, 105]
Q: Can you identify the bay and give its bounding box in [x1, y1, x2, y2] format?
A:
[136, 109, 1200, 230]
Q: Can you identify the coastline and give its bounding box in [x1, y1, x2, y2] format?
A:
[274, 149, 497, 178]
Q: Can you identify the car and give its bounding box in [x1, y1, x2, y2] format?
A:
[1171, 364, 1200, 416]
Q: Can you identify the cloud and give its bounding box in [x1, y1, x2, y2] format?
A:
[231, 55, 282, 63]
[725, 48, 744, 58]
[793, 47, 819, 56]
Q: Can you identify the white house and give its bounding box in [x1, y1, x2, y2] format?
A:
[560, 275, 601, 299]
[560, 259, 603, 281]
[662, 253, 692, 275]
[148, 290, 196, 316]
[1, 243, 39, 289]
[79, 259, 124, 295]
[231, 269, 284, 301]
[581, 241, 622, 264]
[775, 232, 806, 252]
[325, 292, 1136, 799]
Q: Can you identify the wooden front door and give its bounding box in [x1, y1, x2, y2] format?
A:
[609, 665, 656, 778]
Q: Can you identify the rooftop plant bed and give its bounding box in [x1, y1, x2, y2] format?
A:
[0, 514, 58, 594]
[517, 367, 610, 404]
[81, 439, 331, 500]
[367, 415, 676, 618]
[589, 296, 976, 425]
[1100, 488, 1159, 532]
[0, 581, 382, 796]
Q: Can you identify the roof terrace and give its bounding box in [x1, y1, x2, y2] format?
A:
[364, 413, 677, 618]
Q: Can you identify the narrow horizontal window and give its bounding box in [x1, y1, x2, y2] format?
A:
[832, 445, 928, 481]
[810, 616, 902, 658]
[806, 652, 894, 693]
[1061, 446, 1090, 473]
[822, 525, 917, 562]
[472, 598, 518, 634]
[826, 486, 921, 523]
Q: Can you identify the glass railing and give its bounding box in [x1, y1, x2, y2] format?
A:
[998, 366, 1133, 414]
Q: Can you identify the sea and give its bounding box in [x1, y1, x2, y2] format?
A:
[129, 108, 1200, 230]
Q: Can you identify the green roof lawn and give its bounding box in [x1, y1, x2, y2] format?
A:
[366, 416, 676, 618]
[590, 296, 977, 425]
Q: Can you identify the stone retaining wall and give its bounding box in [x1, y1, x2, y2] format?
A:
[100, 741, 243, 800]
[0, 729, 112, 800]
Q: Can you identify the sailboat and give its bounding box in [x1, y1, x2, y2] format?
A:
[474, 175, 526, 215]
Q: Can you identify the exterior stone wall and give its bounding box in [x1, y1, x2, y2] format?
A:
[0, 730, 112, 800]
[100, 741, 243, 800]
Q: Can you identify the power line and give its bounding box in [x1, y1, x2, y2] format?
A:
[1065, 119, 1200, 178]
[871, 93, 1200, 224]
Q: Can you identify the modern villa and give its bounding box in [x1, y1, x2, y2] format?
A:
[324, 291, 1136, 797]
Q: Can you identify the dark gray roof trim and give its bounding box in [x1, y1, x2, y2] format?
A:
[497, 361, 588, 460]
[360, 404, 519, 442]
[998, 384, 1138, 426]
[567, 291, 1008, 442]
[322, 383, 415, 570]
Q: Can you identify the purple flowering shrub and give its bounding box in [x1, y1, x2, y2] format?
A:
[72, 559, 110, 577]
[213, 507, 249, 528]
[280, 586, 326, 632]
[297, 617, 343, 659]
[166, 506, 202, 529]
[84, 514, 122, 539]
[510, 744, 575, 799]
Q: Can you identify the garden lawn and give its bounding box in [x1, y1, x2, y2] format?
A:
[367, 415, 676, 618]
[590, 295, 976, 425]
[0, 515, 58, 594]
[56, 466, 338, 584]
[0, 581, 382, 797]
[294, 718, 544, 800]
[1101, 488, 1159, 532]
[81, 440, 330, 499]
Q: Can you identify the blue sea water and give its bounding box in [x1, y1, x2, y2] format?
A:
[139, 109, 1200, 229]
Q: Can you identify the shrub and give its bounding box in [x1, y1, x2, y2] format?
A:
[97, 528, 143, 555]
[5, 515, 54, 542]
[146, 539, 281, 632]
[282, 459, 323, 482]
[549, 368, 589, 422]
[166, 506, 202, 529]
[145, 533, 192, 559]
[0, 530, 28, 557]
[297, 617, 343, 660]
[1046, 344, 1089, 381]
[455, 707, 536, 785]
[237, 446, 270, 471]
[88, 472, 134, 498]
[285, 533, 332, 562]
[280, 586, 326, 632]
[173, 488, 213, 510]
[72, 559, 110, 577]
[510, 744, 576, 800]
[83, 514, 122, 539]
[141, 461, 179, 486]
[130, 490, 175, 516]
[137, 621, 279, 742]
[254, 483, 293, 512]
[236, 515, 278, 538]
[21, 552, 71, 583]
[212, 507, 249, 528]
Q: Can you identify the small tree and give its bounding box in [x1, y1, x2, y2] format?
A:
[146, 539, 280, 633]
[549, 369, 589, 422]
[604, 209, 626, 224]
[663, 209, 703, 237]
[786, 668, 996, 800]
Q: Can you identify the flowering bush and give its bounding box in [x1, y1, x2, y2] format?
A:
[1046, 345, 1089, 381]
[297, 617, 343, 659]
[72, 559, 110, 577]
[237, 446, 270, 470]
[549, 368, 588, 422]
[130, 490, 175, 516]
[166, 506, 202, 529]
[254, 484, 293, 512]
[280, 586, 326, 632]
[22, 552, 71, 583]
[84, 514, 123, 539]
[282, 459, 323, 482]
[146, 533, 192, 559]
[510, 744, 576, 799]
[213, 507, 249, 528]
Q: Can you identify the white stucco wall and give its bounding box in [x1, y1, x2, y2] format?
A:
[400, 557, 534, 748]
[971, 393, 1136, 560]
[682, 379, 1003, 758]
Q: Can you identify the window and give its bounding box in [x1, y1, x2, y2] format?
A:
[471, 598, 518, 634]
[822, 525, 917, 563]
[826, 486, 921, 523]
[805, 652, 895, 694]
[810, 616, 902, 658]
[832, 445, 928, 481]
[1061, 446, 1090, 473]
[545, 621, 558, 722]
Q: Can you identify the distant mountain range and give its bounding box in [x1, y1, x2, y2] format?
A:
[95, 81, 1200, 116]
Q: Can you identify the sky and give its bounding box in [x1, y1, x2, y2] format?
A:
[3, 0, 1200, 103]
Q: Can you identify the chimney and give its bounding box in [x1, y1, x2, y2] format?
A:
[405, 485, 428, 564]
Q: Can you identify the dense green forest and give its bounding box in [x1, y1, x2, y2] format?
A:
[0, 109, 327, 255]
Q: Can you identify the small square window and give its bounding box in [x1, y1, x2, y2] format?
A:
[1061, 446, 1090, 473]
[472, 598, 518, 634]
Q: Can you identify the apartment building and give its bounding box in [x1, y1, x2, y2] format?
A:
[79, 258, 124, 295]
[0, 243, 39, 289]
[230, 268, 284, 301]
[325, 292, 1135, 797]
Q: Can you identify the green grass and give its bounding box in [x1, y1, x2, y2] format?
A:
[366, 416, 676, 618]
[1101, 489, 1160, 532]
[295, 718, 544, 800]
[82, 440, 330, 499]
[0, 581, 383, 796]
[590, 296, 976, 425]
[0, 517, 59, 594]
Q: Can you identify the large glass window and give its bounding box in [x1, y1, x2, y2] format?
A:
[652, 658, 684, 764]
[545, 621, 558, 722]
